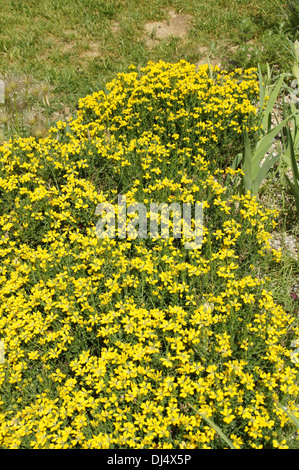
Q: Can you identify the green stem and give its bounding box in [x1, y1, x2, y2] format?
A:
[188, 402, 237, 449]
[13, 92, 20, 135]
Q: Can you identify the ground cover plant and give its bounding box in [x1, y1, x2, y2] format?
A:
[0, 0, 298, 450]
[0, 60, 298, 449]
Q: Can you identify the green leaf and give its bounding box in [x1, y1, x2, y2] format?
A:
[242, 129, 252, 194]
[230, 153, 243, 170]
[253, 117, 290, 167]
[252, 152, 280, 196]
[290, 102, 299, 119]
[292, 64, 299, 80]
[283, 124, 299, 216]
[207, 58, 214, 81]
[285, 173, 299, 215]
[288, 125, 299, 181]
[261, 74, 285, 131]
[257, 64, 265, 115]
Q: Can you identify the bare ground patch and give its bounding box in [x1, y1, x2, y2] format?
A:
[195, 46, 222, 68]
[143, 8, 193, 48]
[111, 21, 120, 33]
[79, 42, 102, 59]
[143, 8, 223, 68]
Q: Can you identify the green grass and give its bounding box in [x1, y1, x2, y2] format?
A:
[0, 0, 297, 130]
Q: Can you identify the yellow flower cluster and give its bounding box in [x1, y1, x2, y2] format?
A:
[0, 61, 298, 449]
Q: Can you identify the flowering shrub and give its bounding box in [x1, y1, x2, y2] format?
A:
[0, 61, 298, 449]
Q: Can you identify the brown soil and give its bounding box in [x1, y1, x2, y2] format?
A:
[143, 8, 193, 48]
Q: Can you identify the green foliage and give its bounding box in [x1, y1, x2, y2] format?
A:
[286, 0, 299, 37]
[231, 67, 292, 196]
[283, 123, 299, 215]
[0, 61, 298, 449]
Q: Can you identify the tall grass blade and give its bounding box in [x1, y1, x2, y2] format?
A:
[254, 118, 289, 164]
[230, 152, 243, 171]
[242, 128, 253, 194]
[288, 125, 299, 181]
[261, 74, 285, 132]
[276, 401, 299, 430]
[284, 125, 299, 215]
[252, 151, 280, 196]
[257, 64, 265, 114]
[188, 403, 236, 449]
